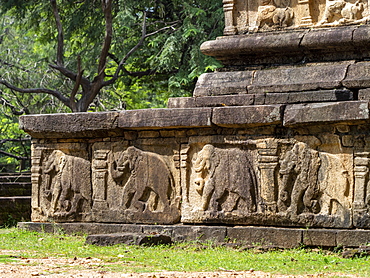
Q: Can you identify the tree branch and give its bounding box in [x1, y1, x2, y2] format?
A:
[70, 56, 83, 112]
[50, 0, 64, 66]
[0, 150, 28, 161]
[0, 79, 70, 108]
[49, 64, 91, 88]
[0, 94, 29, 115]
[104, 13, 177, 87]
[0, 138, 30, 144]
[97, 0, 113, 78]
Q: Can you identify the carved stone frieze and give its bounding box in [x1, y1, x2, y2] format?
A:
[91, 142, 181, 224]
[226, 0, 369, 34]
[181, 136, 352, 227]
[181, 143, 258, 223]
[31, 144, 92, 222]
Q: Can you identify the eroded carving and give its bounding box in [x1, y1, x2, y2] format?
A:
[110, 146, 177, 213]
[191, 144, 257, 213]
[318, 0, 366, 26]
[278, 142, 321, 215]
[43, 150, 91, 220]
[256, 0, 294, 31]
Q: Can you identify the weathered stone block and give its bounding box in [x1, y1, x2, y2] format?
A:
[169, 95, 255, 108]
[200, 31, 304, 59]
[193, 72, 253, 97]
[359, 88, 370, 100]
[167, 97, 196, 108]
[303, 229, 337, 247]
[85, 233, 173, 246]
[170, 226, 227, 243]
[300, 27, 355, 50]
[212, 105, 283, 127]
[248, 64, 349, 94]
[284, 101, 370, 126]
[227, 227, 302, 248]
[343, 62, 370, 88]
[264, 89, 353, 105]
[119, 108, 212, 129]
[19, 112, 121, 139]
[337, 230, 370, 247]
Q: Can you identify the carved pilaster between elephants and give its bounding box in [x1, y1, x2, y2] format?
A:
[257, 146, 278, 213]
[92, 150, 109, 211]
[354, 152, 370, 211]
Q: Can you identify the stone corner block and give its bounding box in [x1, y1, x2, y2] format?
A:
[284, 101, 370, 127]
[212, 105, 283, 127]
[19, 112, 121, 139]
[119, 108, 212, 129]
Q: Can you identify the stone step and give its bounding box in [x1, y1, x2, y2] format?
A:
[0, 197, 31, 225]
[0, 182, 31, 197]
[0, 173, 31, 183]
[85, 233, 173, 246]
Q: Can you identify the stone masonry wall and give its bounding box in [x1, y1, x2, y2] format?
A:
[20, 104, 370, 229]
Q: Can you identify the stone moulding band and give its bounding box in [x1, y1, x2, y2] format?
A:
[200, 25, 370, 64]
[17, 222, 370, 248]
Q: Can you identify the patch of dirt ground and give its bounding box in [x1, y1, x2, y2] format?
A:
[0, 251, 361, 278]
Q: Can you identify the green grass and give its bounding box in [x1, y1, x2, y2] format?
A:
[0, 227, 369, 276]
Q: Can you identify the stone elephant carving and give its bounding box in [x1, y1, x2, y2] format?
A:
[110, 146, 176, 212]
[255, 0, 294, 30]
[43, 150, 91, 219]
[278, 142, 321, 215]
[193, 144, 257, 213]
[318, 0, 364, 25]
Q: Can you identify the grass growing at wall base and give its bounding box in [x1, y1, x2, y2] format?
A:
[0, 227, 369, 276]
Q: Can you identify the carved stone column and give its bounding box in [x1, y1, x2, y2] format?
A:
[92, 150, 109, 210]
[353, 152, 370, 212]
[257, 145, 278, 213]
[297, 0, 313, 26]
[30, 143, 42, 214]
[223, 0, 237, 35]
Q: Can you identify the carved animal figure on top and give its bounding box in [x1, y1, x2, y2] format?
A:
[43, 150, 91, 219]
[318, 0, 365, 25]
[110, 146, 176, 212]
[192, 145, 257, 213]
[255, 0, 294, 31]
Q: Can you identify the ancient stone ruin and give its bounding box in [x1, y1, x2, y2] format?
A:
[18, 0, 370, 247]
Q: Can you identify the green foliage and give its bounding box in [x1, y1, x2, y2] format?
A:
[1, 228, 370, 276]
[0, 0, 223, 167]
[0, 0, 224, 112]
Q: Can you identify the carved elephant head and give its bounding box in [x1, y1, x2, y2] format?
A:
[110, 146, 141, 182]
[44, 150, 66, 174]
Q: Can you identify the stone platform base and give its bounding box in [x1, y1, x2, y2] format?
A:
[18, 222, 370, 248]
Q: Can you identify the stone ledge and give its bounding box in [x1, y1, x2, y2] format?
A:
[212, 105, 283, 127]
[18, 222, 370, 248]
[169, 90, 353, 108]
[19, 112, 121, 139]
[248, 63, 350, 94]
[283, 101, 370, 127]
[118, 108, 212, 129]
[200, 25, 369, 64]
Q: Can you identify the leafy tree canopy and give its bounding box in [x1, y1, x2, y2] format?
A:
[0, 0, 224, 113]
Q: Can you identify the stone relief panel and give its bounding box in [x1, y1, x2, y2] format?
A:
[31, 143, 92, 222]
[181, 143, 259, 223]
[225, 0, 369, 34]
[181, 136, 353, 228]
[275, 139, 352, 227]
[91, 141, 181, 224]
